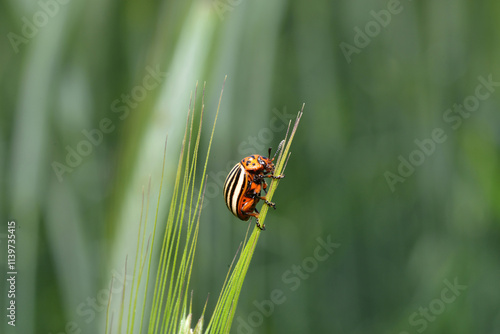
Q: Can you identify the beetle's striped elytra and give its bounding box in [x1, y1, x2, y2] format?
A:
[223, 163, 247, 217]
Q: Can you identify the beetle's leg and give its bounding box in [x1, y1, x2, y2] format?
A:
[262, 180, 268, 194]
[253, 174, 264, 183]
[257, 196, 276, 209]
[267, 174, 285, 179]
[266, 200, 276, 209]
[254, 209, 265, 230]
[247, 189, 275, 209]
[261, 172, 284, 180]
[256, 218, 265, 230]
[247, 186, 275, 210]
[241, 210, 265, 230]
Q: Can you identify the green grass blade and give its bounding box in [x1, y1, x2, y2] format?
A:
[110, 78, 229, 334]
[126, 187, 144, 333]
[206, 105, 304, 334]
[117, 256, 128, 333]
[144, 79, 224, 334]
[105, 275, 115, 334]
[128, 179, 150, 333]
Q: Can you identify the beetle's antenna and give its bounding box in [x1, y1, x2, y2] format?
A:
[268, 147, 272, 158]
[272, 140, 285, 161]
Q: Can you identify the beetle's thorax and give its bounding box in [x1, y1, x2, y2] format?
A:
[240, 154, 274, 174]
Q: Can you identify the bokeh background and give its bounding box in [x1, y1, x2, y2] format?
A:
[2, 0, 500, 333]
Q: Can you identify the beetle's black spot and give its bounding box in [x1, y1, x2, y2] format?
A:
[246, 160, 251, 166]
[252, 163, 255, 166]
[250, 155, 255, 159]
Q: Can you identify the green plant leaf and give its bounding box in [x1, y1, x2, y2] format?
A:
[206, 104, 304, 334]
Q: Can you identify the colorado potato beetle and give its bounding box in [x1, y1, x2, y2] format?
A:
[223, 145, 284, 230]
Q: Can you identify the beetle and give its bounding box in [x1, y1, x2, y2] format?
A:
[223, 146, 284, 230]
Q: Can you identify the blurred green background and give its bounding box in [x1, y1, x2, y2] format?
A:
[1, 0, 500, 333]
